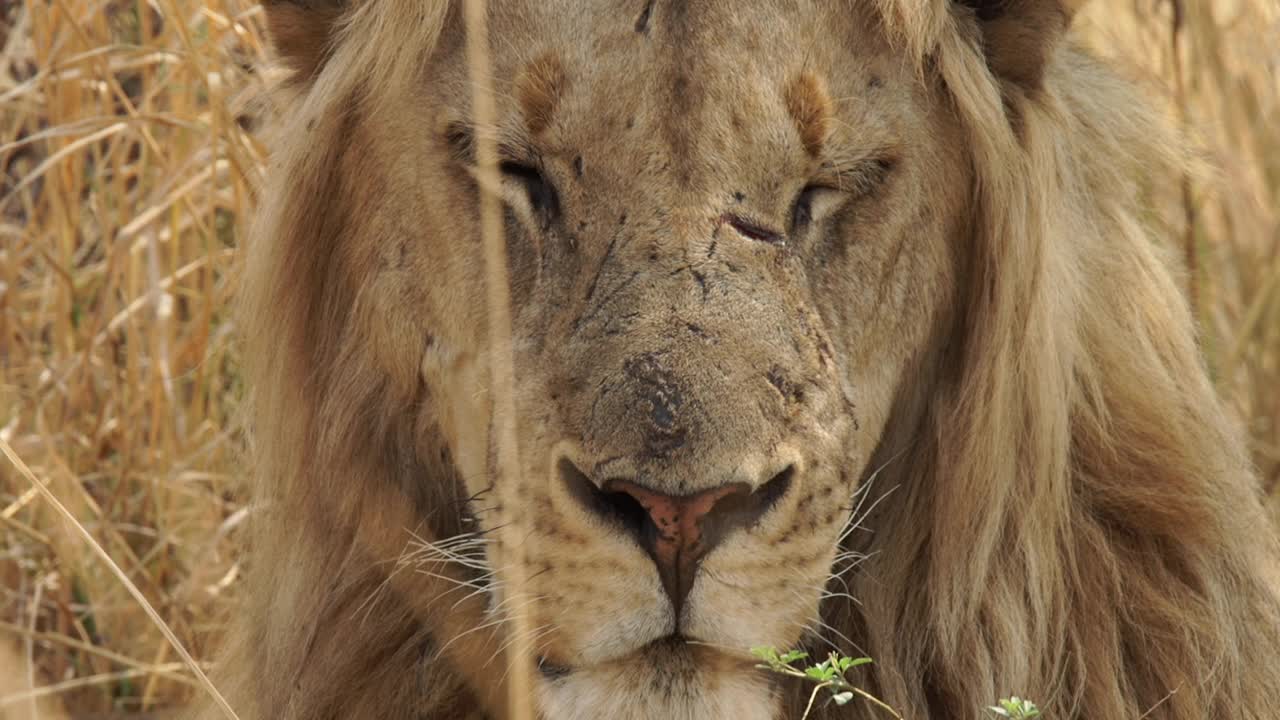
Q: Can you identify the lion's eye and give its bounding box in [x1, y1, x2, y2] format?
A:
[789, 157, 897, 237]
[790, 185, 823, 233]
[500, 161, 559, 219]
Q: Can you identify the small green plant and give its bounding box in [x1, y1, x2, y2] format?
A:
[989, 697, 1042, 718]
[751, 646, 902, 719]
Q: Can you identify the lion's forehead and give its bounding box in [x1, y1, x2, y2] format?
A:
[492, 2, 893, 99]
[438, 1, 911, 212]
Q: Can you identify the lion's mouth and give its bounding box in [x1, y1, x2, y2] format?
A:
[536, 634, 749, 682]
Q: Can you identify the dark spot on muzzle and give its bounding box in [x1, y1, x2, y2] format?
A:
[623, 353, 688, 455]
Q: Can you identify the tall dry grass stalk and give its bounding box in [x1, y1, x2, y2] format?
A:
[461, 0, 536, 716]
[2, 0, 266, 714]
[1, 0, 1277, 715]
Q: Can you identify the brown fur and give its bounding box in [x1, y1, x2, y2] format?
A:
[784, 72, 832, 158]
[197, 1, 1280, 719]
[261, 0, 343, 83]
[515, 53, 568, 137]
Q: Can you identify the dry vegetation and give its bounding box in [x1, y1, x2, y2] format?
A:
[0, 0, 1276, 716]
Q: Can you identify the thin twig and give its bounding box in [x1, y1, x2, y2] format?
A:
[1169, 0, 1198, 316]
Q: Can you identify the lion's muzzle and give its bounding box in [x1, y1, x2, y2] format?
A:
[557, 465, 794, 616]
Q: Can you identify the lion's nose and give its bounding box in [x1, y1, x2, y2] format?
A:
[558, 458, 794, 616]
[603, 479, 749, 610]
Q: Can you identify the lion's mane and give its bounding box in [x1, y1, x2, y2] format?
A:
[201, 2, 1280, 718]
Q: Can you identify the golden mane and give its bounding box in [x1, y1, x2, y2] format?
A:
[199, 1, 1280, 718]
[843, 2, 1280, 716]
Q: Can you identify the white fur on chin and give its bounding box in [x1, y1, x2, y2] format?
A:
[538, 662, 778, 720]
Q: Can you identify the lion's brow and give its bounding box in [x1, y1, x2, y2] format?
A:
[444, 120, 538, 166]
[515, 53, 568, 136]
[784, 70, 833, 157]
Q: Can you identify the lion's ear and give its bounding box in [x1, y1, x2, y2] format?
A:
[956, 0, 1078, 93]
[262, 0, 346, 82]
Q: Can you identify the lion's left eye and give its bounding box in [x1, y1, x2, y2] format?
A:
[500, 161, 559, 219]
[790, 184, 825, 234]
[789, 158, 897, 237]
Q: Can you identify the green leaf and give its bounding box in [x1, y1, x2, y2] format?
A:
[990, 697, 1041, 719]
[805, 666, 835, 682]
[750, 647, 779, 663]
[751, 645, 900, 718]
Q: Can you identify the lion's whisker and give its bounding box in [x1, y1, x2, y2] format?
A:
[787, 586, 867, 657]
[838, 481, 899, 547]
[819, 589, 860, 606]
[484, 623, 554, 673]
[431, 590, 547, 664]
[414, 569, 496, 595]
[450, 578, 502, 612]
[432, 616, 511, 665]
[354, 547, 419, 624]
[492, 626, 559, 690]
[792, 620, 845, 656]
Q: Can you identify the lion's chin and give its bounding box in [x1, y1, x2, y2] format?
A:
[536, 639, 779, 720]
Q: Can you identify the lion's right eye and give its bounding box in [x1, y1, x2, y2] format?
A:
[500, 161, 559, 221]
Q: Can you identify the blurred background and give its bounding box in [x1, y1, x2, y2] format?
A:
[0, 0, 1277, 716]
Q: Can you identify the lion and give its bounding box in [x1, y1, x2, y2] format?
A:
[197, 0, 1280, 718]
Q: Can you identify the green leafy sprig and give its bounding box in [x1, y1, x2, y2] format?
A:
[988, 697, 1042, 719]
[751, 647, 902, 719]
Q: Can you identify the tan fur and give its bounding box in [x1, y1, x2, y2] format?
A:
[197, 1, 1280, 719]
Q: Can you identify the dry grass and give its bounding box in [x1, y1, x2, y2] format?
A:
[0, 0, 1277, 716]
[1077, 0, 1280, 495]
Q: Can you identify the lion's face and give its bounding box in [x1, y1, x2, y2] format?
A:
[346, 1, 969, 716]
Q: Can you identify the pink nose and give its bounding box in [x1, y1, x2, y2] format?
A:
[558, 456, 796, 616]
[602, 479, 752, 613]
